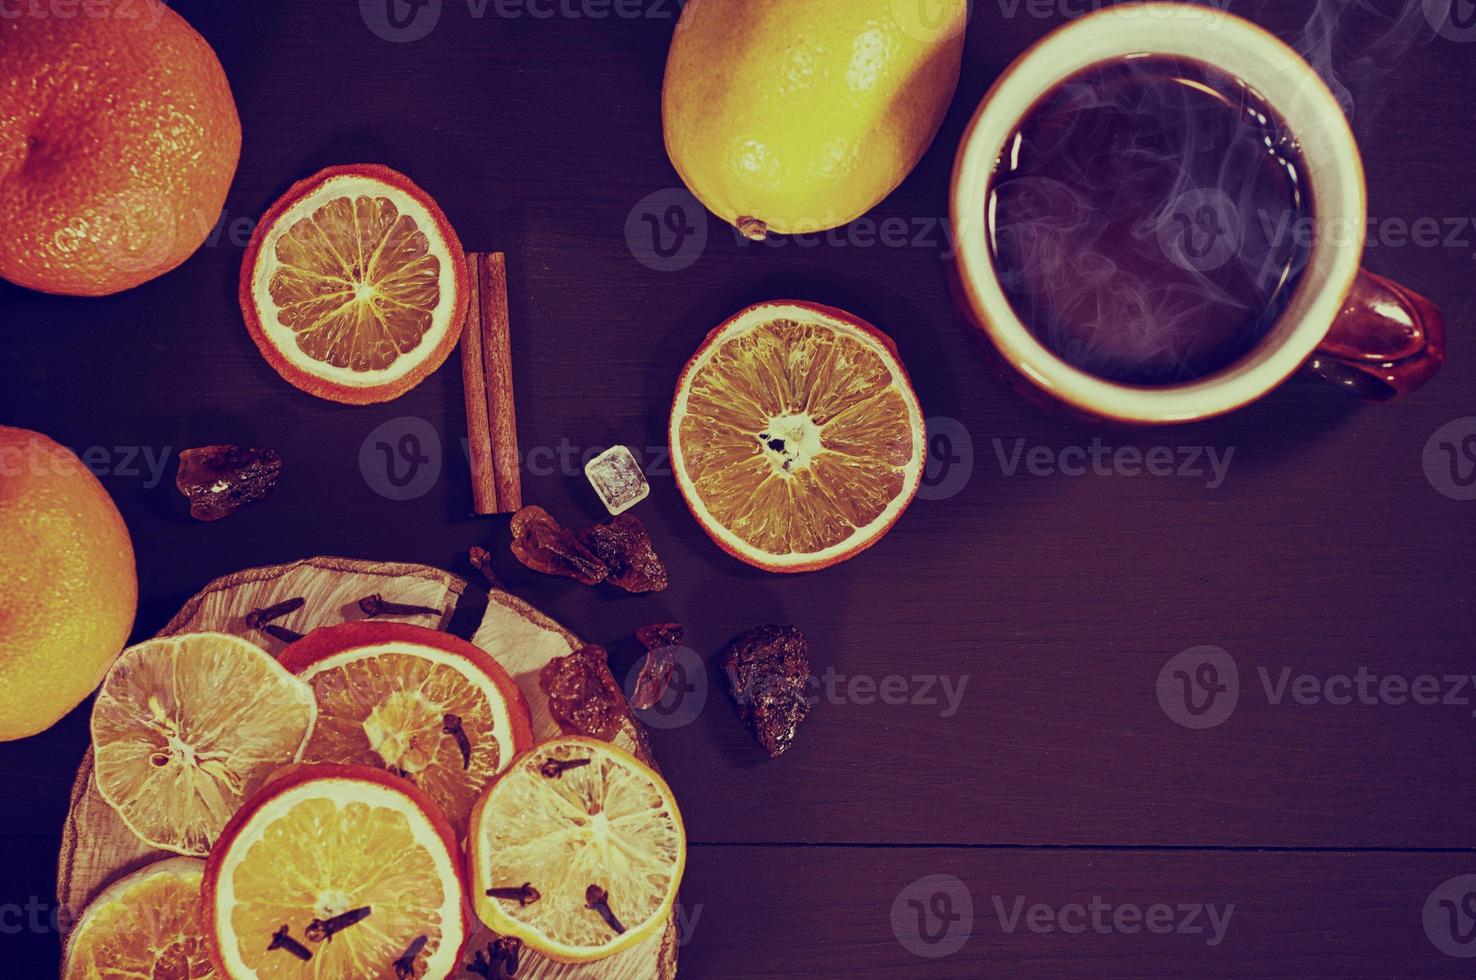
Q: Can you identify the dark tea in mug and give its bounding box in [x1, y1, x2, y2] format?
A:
[987, 56, 1315, 386]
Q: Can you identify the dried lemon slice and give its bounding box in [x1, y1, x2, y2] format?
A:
[469, 737, 685, 963]
[90, 632, 317, 856]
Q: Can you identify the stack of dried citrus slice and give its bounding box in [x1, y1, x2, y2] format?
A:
[77, 614, 687, 977]
[670, 300, 926, 572]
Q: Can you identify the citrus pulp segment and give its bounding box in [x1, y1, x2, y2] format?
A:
[63, 857, 216, 979]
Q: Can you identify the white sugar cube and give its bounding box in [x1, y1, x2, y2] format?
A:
[585, 445, 650, 515]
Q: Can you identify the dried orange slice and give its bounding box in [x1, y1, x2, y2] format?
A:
[240, 164, 468, 405]
[469, 737, 686, 964]
[204, 763, 469, 979]
[90, 632, 317, 857]
[669, 300, 926, 572]
[279, 622, 533, 838]
[63, 857, 216, 979]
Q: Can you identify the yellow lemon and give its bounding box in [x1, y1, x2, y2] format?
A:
[662, 0, 967, 240]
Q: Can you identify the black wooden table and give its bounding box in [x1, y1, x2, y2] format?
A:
[2, 1, 1473, 975]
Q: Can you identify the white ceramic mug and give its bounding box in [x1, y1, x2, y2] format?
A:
[949, 2, 1445, 424]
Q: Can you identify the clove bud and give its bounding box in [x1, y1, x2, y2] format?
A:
[245, 597, 305, 630]
[469, 546, 503, 590]
[305, 906, 372, 943]
[585, 884, 626, 935]
[493, 936, 522, 975]
[268, 925, 313, 961]
[393, 934, 429, 979]
[539, 757, 591, 779]
[485, 882, 540, 906]
[260, 623, 305, 644]
[443, 714, 472, 770]
[359, 594, 442, 619]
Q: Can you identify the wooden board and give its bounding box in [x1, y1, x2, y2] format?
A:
[55, 556, 677, 978]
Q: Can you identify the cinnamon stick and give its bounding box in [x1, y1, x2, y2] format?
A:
[461, 252, 523, 514]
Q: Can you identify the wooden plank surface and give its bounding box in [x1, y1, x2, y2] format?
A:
[674, 845, 1476, 977]
[2, 0, 1474, 974]
[10, 836, 1476, 977]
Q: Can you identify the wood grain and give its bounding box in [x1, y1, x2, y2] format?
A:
[674, 845, 1476, 977]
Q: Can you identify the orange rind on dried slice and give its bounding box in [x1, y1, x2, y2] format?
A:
[203, 763, 469, 979]
[63, 857, 216, 979]
[669, 300, 926, 572]
[90, 632, 317, 857]
[469, 737, 686, 964]
[278, 622, 534, 838]
[240, 164, 468, 405]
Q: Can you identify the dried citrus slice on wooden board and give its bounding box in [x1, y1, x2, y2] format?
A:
[90, 632, 317, 857]
[278, 622, 534, 837]
[669, 300, 926, 572]
[469, 737, 686, 964]
[63, 857, 216, 979]
[240, 164, 468, 405]
[204, 763, 469, 979]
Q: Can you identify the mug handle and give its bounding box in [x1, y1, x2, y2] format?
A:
[1303, 270, 1446, 401]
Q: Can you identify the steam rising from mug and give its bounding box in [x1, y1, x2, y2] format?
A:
[987, 56, 1314, 385]
[1295, 0, 1439, 129]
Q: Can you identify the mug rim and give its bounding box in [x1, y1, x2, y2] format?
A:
[949, 1, 1367, 424]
